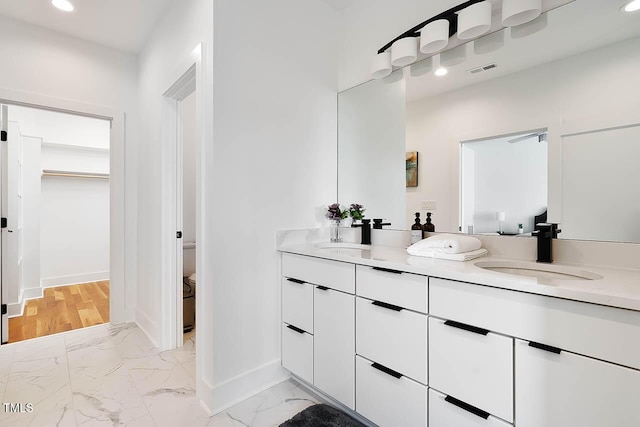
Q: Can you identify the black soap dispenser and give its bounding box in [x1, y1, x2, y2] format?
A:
[422, 212, 435, 237]
[411, 212, 422, 244]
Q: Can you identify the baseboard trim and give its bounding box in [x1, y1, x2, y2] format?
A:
[41, 271, 110, 288]
[201, 359, 290, 415]
[7, 288, 44, 318]
[134, 307, 161, 348]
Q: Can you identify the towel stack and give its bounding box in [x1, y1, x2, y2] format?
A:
[407, 233, 488, 261]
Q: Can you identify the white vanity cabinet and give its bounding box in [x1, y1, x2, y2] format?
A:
[314, 285, 355, 409]
[281, 253, 356, 409]
[355, 265, 428, 427]
[515, 339, 640, 427]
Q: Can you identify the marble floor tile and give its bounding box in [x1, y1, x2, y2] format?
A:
[72, 374, 150, 427]
[110, 324, 160, 360]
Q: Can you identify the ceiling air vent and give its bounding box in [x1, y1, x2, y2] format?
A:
[468, 63, 498, 74]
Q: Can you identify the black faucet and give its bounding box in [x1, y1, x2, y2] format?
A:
[352, 219, 371, 245]
[532, 223, 561, 263]
[372, 219, 391, 230]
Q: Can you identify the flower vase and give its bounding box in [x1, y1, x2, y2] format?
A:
[330, 219, 343, 243]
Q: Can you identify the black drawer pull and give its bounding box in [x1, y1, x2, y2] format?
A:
[316, 286, 330, 291]
[372, 267, 404, 275]
[372, 300, 403, 312]
[444, 320, 489, 336]
[286, 278, 305, 284]
[529, 341, 562, 354]
[286, 324, 306, 334]
[445, 395, 490, 420]
[371, 362, 403, 379]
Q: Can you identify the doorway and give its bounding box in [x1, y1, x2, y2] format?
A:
[0, 103, 111, 344]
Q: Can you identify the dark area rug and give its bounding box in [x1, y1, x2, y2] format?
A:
[279, 404, 367, 427]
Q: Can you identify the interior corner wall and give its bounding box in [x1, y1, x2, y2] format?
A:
[0, 15, 139, 323]
[209, 0, 338, 413]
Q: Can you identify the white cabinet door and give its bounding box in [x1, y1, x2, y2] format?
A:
[429, 389, 511, 427]
[356, 355, 427, 427]
[282, 277, 313, 333]
[282, 323, 313, 384]
[356, 297, 427, 384]
[314, 287, 355, 409]
[515, 339, 640, 427]
[429, 317, 512, 422]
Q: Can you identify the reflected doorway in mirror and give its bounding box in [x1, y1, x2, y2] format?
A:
[406, 151, 418, 187]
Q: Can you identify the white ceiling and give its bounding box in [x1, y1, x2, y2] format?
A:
[0, 0, 175, 53]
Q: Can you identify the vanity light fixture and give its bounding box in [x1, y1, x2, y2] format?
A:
[420, 19, 450, 54]
[391, 37, 418, 67]
[371, 52, 393, 79]
[622, 0, 640, 12]
[435, 67, 449, 77]
[457, 1, 492, 40]
[51, 0, 74, 12]
[502, 0, 542, 27]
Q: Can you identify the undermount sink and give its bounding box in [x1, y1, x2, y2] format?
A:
[474, 260, 603, 281]
[315, 242, 371, 251]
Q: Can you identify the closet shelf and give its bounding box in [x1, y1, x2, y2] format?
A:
[41, 169, 110, 180]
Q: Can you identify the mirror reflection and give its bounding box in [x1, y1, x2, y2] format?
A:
[338, 0, 640, 243]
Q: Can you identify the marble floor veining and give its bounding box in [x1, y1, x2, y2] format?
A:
[0, 323, 319, 427]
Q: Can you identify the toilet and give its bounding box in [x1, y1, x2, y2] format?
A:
[183, 243, 196, 332]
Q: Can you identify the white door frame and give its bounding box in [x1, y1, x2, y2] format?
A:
[160, 44, 205, 350]
[0, 88, 130, 326]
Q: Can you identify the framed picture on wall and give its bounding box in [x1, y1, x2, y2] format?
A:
[406, 151, 418, 187]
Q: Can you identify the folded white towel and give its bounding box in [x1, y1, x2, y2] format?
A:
[407, 248, 488, 262]
[409, 233, 482, 254]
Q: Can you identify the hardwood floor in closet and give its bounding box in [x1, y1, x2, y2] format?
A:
[8, 281, 109, 343]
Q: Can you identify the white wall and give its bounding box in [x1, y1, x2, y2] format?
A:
[137, 0, 338, 413]
[406, 37, 640, 236]
[182, 91, 197, 246]
[0, 15, 138, 323]
[22, 136, 41, 295]
[209, 0, 338, 411]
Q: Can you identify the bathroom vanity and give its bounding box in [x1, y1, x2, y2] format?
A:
[278, 241, 640, 427]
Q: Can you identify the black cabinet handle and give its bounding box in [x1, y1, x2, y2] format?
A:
[372, 267, 404, 275]
[316, 286, 330, 291]
[286, 324, 306, 334]
[444, 320, 489, 336]
[529, 341, 562, 354]
[371, 362, 403, 379]
[372, 300, 403, 312]
[444, 395, 490, 420]
[286, 278, 305, 284]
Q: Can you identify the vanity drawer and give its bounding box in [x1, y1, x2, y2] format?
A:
[429, 389, 512, 427]
[282, 323, 313, 384]
[282, 253, 355, 294]
[282, 277, 313, 334]
[356, 297, 427, 384]
[356, 265, 428, 313]
[429, 317, 513, 422]
[429, 277, 640, 371]
[355, 355, 427, 427]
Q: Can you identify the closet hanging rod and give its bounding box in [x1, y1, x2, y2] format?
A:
[41, 169, 110, 180]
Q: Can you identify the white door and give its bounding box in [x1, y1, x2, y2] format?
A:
[0, 104, 8, 344]
[313, 286, 355, 409]
[515, 339, 640, 427]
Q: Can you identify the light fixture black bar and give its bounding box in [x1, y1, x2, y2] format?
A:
[377, 0, 484, 54]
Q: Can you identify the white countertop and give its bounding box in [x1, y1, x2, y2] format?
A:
[278, 242, 640, 312]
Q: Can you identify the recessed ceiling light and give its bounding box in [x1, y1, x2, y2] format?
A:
[435, 67, 448, 77]
[52, 0, 74, 12]
[622, 0, 640, 12]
